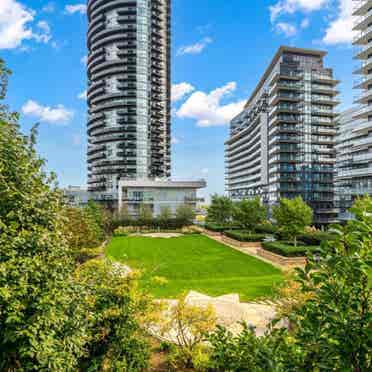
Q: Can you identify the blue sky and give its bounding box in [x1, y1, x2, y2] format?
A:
[1, 0, 355, 199]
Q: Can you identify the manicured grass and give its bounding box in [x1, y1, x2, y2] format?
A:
[106, 234, 283, 301]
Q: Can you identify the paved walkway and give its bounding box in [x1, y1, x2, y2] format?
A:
[149, 291, 282, 344]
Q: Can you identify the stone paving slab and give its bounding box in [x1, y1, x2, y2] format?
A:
[150, 291, 282, 344]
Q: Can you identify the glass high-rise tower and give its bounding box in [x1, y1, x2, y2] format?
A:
[226, 47, 339, 225]
[86, 0, 171, 202]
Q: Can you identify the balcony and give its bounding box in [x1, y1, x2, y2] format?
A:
[354, 56, 372, 74]
[354, 88, 372, 104]
[353, 23, 372, 45]
[354, 7, 372, 31]
[352, 0, 372, 17]
[354, 39, 372, 60]
[352, 104, 372, 119]
[312, 73, 339, 85]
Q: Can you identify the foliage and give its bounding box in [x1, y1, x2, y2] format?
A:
[161, 294, 216, 369]
[159, 205, 172, 222]
[297, 231, 336, 246]
[207, 325, 291, 372]
[138, 203, 153, 224]
[272, 272, 314, 322]
[175, 203, 196, 225]
[206, 196, 372, 371]
[75, 259, 151, 371]
[232, 197, 267, 231]
[273, 197, 313, 246]
[62, 206, 105, 251]
[0, 66, 86, 369]
[204, 222, 231, 232]
[254, 222, 278, 235]
[224, 230, 267, 242]
[262, 241, 320, 257]
[206, 194, 233, 226]
[0, 59, 151, 370]
[107, 235, 283, 301]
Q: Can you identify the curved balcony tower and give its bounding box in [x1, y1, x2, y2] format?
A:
[86, 0, 171, 199]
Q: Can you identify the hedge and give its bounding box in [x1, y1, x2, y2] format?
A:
[262, 241, 321, 257]
[205, 223, 231, 232]
[254, 223, 278, 235]
[224, 230, 267, 242]
[297, 231, 336, 246]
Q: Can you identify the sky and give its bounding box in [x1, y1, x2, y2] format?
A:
[0, 0, 357, 200]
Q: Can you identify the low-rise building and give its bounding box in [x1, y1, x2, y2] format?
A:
[62, 186, 91, 207]
[118, 179, 206, 216]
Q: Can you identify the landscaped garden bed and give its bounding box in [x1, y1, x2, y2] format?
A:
[262, 241, 320, 257]
[224, 230, 268, 242]
[106, 234, 283, 301]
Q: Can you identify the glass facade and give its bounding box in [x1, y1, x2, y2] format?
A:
[226, 47, 339, 225]
[86, 0, 171, 202]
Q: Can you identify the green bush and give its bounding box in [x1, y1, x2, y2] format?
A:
[205, 223, 229, 232]
[262, 241, 320, 257]
[254, 223, 278, 235]
[225, 230, 267, 242]
[298, 231, 336, 246]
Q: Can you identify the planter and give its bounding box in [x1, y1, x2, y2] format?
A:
[257, 248, 307, 267]
[221, 235, 262, 249]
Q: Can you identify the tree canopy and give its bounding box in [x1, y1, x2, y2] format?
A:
[273, 197, 313, 246]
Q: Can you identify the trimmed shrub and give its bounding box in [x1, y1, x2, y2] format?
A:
[205, 223, 229, 232]
[262, 241, 320, 257]
[297, 231, 336, 246]
[225, 230, 267, 242]
[254, 223, 278, 235]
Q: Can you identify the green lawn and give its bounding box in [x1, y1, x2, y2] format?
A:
[106, 234, 283, 301]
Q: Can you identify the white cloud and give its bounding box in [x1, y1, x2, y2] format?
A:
[78, 90, 87, 100]
[22, 100, 74, 124]
[80, 55, 88, 65]
[42, 2, 55, 13]
[171, 82, 195, 102]
[0, 0, 53, 50]
[176, 82, 245, 127]
[34, 20, 51, 43]
[177, 37, 213, 56]
[65, 4, 87, 15]
[270, 0, 329, 21]
[323, 0, 354, 45]
[301, 18, 310, 28]
[0, 0, 33, 49]
[275, 22, 298, 37]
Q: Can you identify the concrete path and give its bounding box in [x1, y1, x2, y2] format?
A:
[149, 291, 281, 344]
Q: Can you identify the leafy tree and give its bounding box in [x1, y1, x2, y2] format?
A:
[232, 197, 267, 231]
[273, 197, 313, 246]
[159, 205, 172, 220]
[138, 203, 153, 224]
[206, 194, 233, 226]
[158, 205, 172, 228]
[0, 59, 151, 370]
[161, 294, 216, 369]
[85, 199, 111, 235]
[176, 204, 196, 225]
[62, 206, 104, 251]
[0, 63, 86, 369]
[76, 259, 151, 371]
